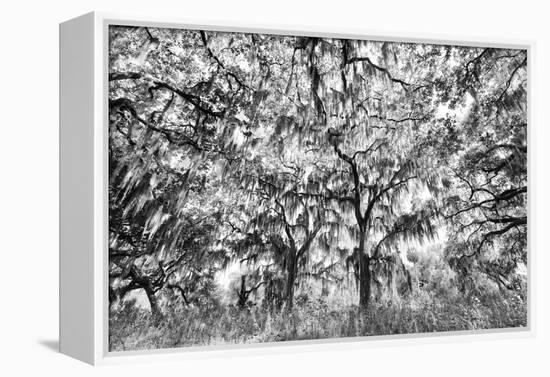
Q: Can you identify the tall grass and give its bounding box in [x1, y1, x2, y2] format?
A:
[109, 289, 526, 352]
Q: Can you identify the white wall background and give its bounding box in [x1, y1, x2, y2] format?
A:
[0, 0, 547, 375]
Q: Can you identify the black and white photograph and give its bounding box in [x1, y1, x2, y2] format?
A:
[107, 25, 528, 352]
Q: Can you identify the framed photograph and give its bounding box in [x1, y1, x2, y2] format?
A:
[60, 12, 531, 365]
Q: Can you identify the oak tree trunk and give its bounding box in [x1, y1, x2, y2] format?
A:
[143, 283, 162, 322]
[358, 231, 371, 310]
[237, 275, 248, 308]
[285, 247, 298, 311]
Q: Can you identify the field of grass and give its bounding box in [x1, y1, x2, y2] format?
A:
[109, 289, 526, 352]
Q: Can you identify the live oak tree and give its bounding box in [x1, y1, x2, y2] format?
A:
[437, 48, 528, 293]
[108, 26, 243, 316]
[240, 157, 328, 310]
[268, 39, 448, 309]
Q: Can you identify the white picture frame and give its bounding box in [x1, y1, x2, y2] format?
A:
[59, 11, 534, 365]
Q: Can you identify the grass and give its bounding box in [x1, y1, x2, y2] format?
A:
[109, 289, 527, 352]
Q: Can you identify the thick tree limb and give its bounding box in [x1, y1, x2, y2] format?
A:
[346, 56, 410, 90]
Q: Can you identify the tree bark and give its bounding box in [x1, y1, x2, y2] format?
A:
[358, 230, 371, 310]
[143, 283, 162, 322]
[285, 247, 298, 311]
[237, 275, 248, 308]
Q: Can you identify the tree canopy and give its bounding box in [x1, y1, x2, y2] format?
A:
[108, 25, 527, 350]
